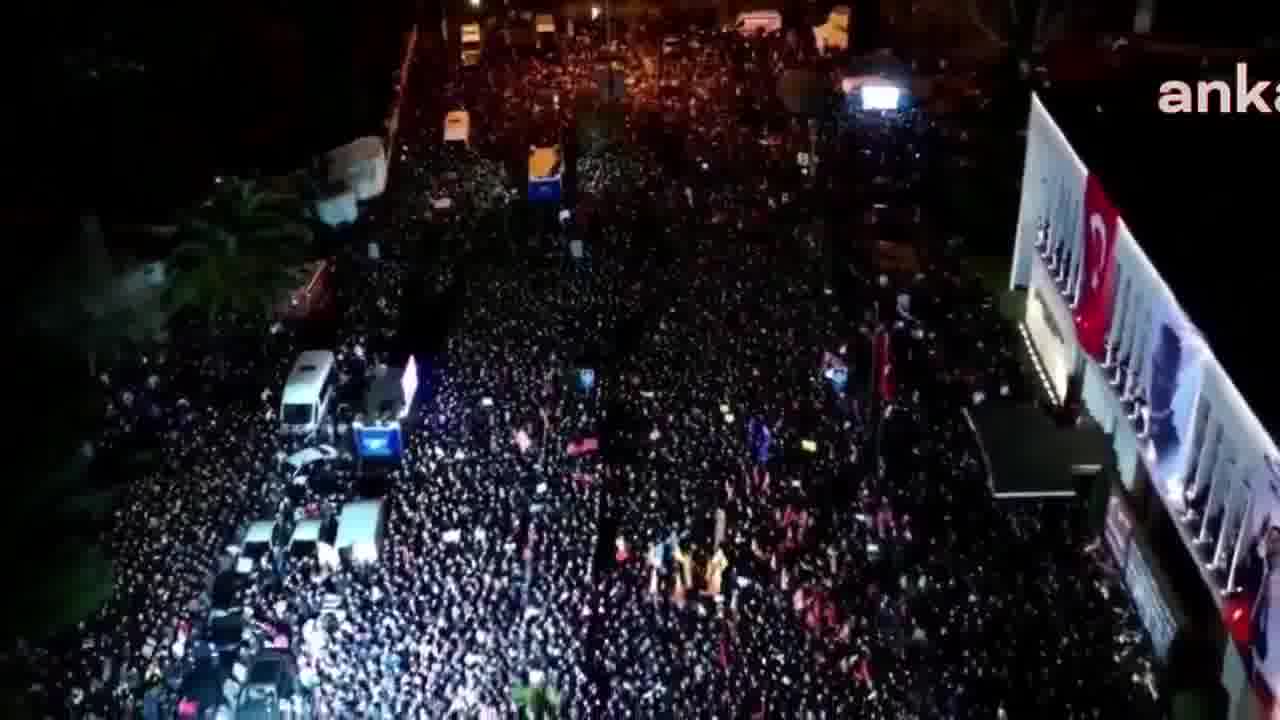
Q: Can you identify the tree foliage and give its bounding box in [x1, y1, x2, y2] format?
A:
[511, 681, 561, 720]
[20, 216, 173, 354]
[2, 331, 118, 641]
[4, 179, 311, 642]
[165, 177, 315, 331]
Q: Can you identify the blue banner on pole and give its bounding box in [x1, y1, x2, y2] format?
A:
[356, 425, 402, 459]
[749, 417, 772, 464]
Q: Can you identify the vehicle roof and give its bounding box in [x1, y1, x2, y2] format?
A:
[335, 499, 385, 549]
[529, 146, 562, 178]
[291, 518, 323, 543]
[285, 444, 338, 469]
[246, 650, 291, 681]
[325, 137, 383, 170]
[243, 520, 276, 545]
[282, 350, 335, 406]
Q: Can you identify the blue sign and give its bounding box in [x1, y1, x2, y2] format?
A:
[356, 425, 402, 459]
[578, 368, 596, 392]
[749, 417, 772, 464]
[529, 179, 561, 204]
[826, 367, 848, 394]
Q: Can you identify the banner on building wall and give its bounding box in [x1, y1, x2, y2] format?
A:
[1082, 359, 1115, 435]
[1024, 289, 1071, 403]
[1141, 300, 1208, 508]
[1052, 175, 1079, 272]
[1125, 538, 1181, 661]
[1073, 174, 1119, 359]
[1234, 457, 1280, 706]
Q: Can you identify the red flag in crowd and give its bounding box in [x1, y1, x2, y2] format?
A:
[853, 656, 872, 686]
[875, 329, 896, 404]
[567, 436, 599, 456]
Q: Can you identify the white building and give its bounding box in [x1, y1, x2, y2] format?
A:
[1011, 88, 1276, 718]
[314, 136, 388, 227]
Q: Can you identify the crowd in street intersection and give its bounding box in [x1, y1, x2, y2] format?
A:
[6, 16, 1165, 720]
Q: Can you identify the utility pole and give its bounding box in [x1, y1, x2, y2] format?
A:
[440, 0, 448, 45]
[606, 0, 613, 48]
[1134, 0, 1156, 34]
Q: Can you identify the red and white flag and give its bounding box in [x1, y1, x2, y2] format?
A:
[1074, 173, 1120, 359]
[567, 436, 599, 457]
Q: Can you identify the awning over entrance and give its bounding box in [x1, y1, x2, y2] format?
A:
[965, 403, 1114, 499]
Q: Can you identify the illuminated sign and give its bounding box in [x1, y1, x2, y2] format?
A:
[356, 426, 401, 458]
[861, 85, 901, 111]
[400, 356, 419, 419]
[1104, 493, 1135, 567]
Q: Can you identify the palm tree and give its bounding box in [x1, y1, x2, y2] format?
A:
[19, 215, 175, 376]
[165, 177, 315, 337]
[2, 333, 118, 640]
[511, 671, 561, 720]
[968, 0, 1057, 57]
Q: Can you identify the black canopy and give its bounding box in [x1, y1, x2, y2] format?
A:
[964, 403, 1114, 500]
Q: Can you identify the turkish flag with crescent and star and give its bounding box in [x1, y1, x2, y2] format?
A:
[1073, 174, 1120, 359]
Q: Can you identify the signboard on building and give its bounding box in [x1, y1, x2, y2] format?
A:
[1124, 538, 1181, 661]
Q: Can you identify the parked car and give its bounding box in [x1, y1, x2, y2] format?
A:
[283, 445, 340, 482]
[236, 649, 309, 719]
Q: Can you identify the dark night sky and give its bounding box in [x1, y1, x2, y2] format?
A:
[26, 1, 412, 220]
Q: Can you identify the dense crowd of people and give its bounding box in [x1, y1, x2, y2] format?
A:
[6, 14, 1165, 720]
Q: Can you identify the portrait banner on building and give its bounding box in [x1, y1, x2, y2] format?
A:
[1141, 298, 1207, 508]
[1073, 174, 1119, 359]
[1235, 457, 1280, 706]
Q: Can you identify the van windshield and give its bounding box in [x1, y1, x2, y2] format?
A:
[282, 404, 313, 426]
[243, 541, 271, 561]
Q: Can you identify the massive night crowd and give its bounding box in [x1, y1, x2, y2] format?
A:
[8, 14, 1163, 720]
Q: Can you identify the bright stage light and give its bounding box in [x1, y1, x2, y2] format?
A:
[861, 85, 901, 111]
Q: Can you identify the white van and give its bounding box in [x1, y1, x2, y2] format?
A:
[461, 24, 483, 66]
[335, 499, 387, 565]
[280, 351, 337, 437]
[290, 517, 339, 570]
[444, 110, 471, 145]
[735, 10, 782, 35]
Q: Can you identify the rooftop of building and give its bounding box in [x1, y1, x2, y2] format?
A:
[1036, 53, 1280, 436]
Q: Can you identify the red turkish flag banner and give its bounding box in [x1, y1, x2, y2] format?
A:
[1073, 174, 1120, 359]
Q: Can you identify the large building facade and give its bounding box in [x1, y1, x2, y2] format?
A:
[1010, 93, 1277, 720]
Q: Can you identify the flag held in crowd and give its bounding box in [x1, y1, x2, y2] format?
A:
[874, 329, 896, 404]
[567, 436, 599, 456]
[748, 416, 772, 464]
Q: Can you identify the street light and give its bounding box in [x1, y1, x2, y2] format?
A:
[468, 0, 480, 7]
[591, 5, 601, 20]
